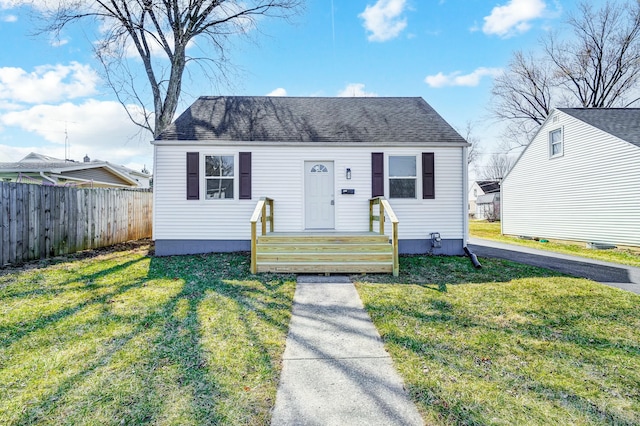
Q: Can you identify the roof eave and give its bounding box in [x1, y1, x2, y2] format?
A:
[152, 139, 470, 147]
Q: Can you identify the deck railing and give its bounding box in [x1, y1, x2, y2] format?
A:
[250, 197, 274, 273]
[369, 196, 399, 276]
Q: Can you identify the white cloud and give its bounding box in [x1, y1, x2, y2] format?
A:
[2, 14, 16, 21]
[0, 100, 151, 168]
[337, 83, 378, 97]
[424, 67, 502, 88]
[359, 0, 408, 42]
[267, 88, 287, 97]
[483, 0, 546, 37]
[0, 62, 100, 105]
[51, 38, 69, 47]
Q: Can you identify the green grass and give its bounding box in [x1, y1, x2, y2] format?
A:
[470, 220, 640, 267]
[355, 256, 640, 425]
[0, 244, 295, 425]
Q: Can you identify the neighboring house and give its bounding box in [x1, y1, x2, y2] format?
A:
[152, 96, 470, 263]
[502, 108, 640, 247]
[476, 192, 500, 221]
[468, 180, 500, 218]
[0, 153, 151, 189]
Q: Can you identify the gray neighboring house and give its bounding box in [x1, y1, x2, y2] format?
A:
[152, 96, 470, 256]
[0, 153, 151, 189]
[476, 192, 501, 221]
[468, 180, 500, 218]
[502, 108, 640, 247]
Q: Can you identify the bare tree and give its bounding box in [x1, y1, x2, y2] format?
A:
[548, 1, 640, 108]
[457, 121, 482, 166]
[480, 153, 516, 181]
[491, 0, 640, 148]
[43, 0, 302, 138]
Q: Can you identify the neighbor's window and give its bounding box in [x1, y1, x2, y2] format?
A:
[549, 128, 563, 157]
[205, 155, 234, 199]
[389, 156, 416, 198]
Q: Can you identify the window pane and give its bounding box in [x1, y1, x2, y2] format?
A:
[221, 156, 234, 176]
[206, 179, 234, 199]
[552, 143, 562, 156]
[205, 156, 221, 177]
[550, 129, 562, 143]
[390, 178, 416, 198]
[389, 156, 416, 177]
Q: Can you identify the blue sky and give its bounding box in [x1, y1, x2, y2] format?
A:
[0, 0, 601, 173]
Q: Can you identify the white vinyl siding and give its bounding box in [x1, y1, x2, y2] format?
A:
[502, 111, 640, 247]
[153, 145, 465, 241]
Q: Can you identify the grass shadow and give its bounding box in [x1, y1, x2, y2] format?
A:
[2, 247, 296, 425]
[352, 254, 567, 291]
[356, 274, 640, 425]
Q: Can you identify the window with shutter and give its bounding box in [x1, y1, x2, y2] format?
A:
[239, 152, 252, 200]
[186, 152, 199, 200]
[389, 156, 417, 198]
[371, 152, 384, 197]
[422, 152, 435, 199]
[205, 155, 234, 199]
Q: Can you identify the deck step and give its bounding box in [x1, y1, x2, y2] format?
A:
[257, 243, 393, 253]
[257, 234, 389, 245]
[256, 262, 394, 274]
[254, 232, 394, 274]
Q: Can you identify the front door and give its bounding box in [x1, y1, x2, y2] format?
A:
[304, 161, 335, 229]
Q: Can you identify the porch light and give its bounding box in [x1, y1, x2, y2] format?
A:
[346, 168, 352, 179]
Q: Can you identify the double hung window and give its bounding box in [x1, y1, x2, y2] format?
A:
[389, 156, 416, 198]
[205, 155, 234, 199]
[549, 128, 563, 157]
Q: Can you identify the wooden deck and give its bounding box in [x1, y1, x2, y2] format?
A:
[254, 232, 394, 274]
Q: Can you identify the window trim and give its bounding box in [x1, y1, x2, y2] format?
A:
[549, 127, 564, 158]
[388, 155, 417, 199]
[204, 153, 236, 200]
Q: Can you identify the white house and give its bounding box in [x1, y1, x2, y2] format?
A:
[468, 180, 500, 218]
[152, 96, 469, 273]
[502, 108, 640, 247]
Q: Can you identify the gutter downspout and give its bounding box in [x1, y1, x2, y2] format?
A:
[40, 172, 57, 185]
[462, 145, 469, 249]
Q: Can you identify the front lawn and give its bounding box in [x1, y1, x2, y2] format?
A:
[0, 244, 295, 425]
[470, 220, 640, 267]
[356, 256, 640, 425]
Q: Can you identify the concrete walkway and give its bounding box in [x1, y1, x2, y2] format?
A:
[468, 237, 640, 294]
[270, 275, 423, 426]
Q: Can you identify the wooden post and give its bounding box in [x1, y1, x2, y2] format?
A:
[251, 221, 257, 274]
[369, 199, 374, 232]
[379, 201, 385, 235]
[268, 199, 274, 232]
[392, 221, 399, 277]
[261, 203, 267, 235]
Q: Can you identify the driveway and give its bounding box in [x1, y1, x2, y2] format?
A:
[468, 237, 640, 294]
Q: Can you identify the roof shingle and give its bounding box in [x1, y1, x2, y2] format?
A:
[558, 108, 640, 148]
[157, 96, 467, 144]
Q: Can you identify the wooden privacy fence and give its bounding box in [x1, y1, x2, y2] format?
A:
[0, 182, 152, 266]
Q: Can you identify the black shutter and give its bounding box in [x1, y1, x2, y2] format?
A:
[422, 152, 435, 199]
[371, 152, 384, 197]
[239, 152, 252, 200]
[186, 152, 199, 200]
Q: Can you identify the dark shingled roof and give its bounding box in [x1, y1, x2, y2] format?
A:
[157, 96, 467, 144]
[558, 108, 640, 148]
[475, 180, 500, 194]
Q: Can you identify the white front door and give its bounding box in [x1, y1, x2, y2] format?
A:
[304, 161, 335, 229]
